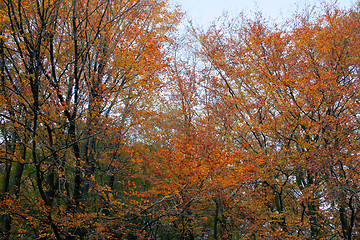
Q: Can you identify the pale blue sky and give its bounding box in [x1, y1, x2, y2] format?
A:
[175, 0, 356, 25]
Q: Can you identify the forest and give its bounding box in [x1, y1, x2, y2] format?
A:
[0, 0, 359, 239]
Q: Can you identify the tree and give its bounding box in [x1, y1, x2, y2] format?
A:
[1, 1, 359, 239]
[195, 4, 360, 239]
[0, 0, 180, 239]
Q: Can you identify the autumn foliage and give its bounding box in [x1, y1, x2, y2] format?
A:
[0, 0, 181, 239]
[1, 0, 360, 239]
[182, 5, 360, 239]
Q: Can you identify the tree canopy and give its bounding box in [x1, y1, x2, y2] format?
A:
[0, 1, 359, 239]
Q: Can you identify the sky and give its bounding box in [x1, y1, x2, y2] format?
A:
[174, 0, 356, 26]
